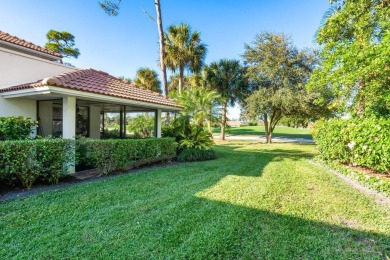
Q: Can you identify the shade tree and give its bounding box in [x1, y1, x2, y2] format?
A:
[308, 0, 390, 117]
[45, 30, 80, 63]
[243, 32, 330, 143]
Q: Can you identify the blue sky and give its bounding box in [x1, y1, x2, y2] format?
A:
[1, 0, 329, 118]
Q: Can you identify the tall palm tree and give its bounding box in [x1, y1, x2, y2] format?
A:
[99, 0, 168, 96]
[204, 59, 248, 140]
[134, 67, 162, 93]
[164, 24, 207, 95]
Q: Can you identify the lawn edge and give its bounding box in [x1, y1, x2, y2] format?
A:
[308, 159, 390, 210]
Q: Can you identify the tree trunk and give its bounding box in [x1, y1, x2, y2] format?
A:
[207, 104, 212, 133]
[266, 132, 272, 144]
[221, 102, 227, 140]
[154, 0, 168, 97]
[178, 66, 184, 95]
[263, 113, 272, 144]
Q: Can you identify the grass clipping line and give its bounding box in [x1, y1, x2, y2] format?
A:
[310, 158, 390, 201]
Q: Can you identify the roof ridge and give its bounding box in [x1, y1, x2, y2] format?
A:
[0, 31, 62, 58]
[42, 69, 92, 85]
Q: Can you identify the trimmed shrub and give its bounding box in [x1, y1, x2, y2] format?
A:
[0, 139, 74, 188]
[177, 148, 218, 162]
[77, 138, 177, 175]
[0, 140, 39, 188]
[101, 128, 120, 139]
[312, 118, 390, 173]
[0, 116, 37, 140]
[36, 139, 75, 184]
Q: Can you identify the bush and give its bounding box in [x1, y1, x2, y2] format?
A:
[0, 139, 75, 188]
[36, 139, 75, 184]
[162, 116, 214, 150]
[101, 128, 120, 139]
[127, 114, 154, 138]
[0, 116, 37, 140]
[177, 148, 218, 162]
[0, 140, 39, 188]
[312, 118, 390, 173]
[77, 138, 177, 175]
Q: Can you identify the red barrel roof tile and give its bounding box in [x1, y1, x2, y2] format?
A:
[0, 69, 182, 108]
[0, 31, 62, 58]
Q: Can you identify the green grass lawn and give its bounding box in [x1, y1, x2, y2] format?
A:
[1, 142, 389, 258]
[213, 125, 312, 139]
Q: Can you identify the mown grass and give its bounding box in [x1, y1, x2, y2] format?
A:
[213, 125, 312, 139]
[1, 142, 389, 259]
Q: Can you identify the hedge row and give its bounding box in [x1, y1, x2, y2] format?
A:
[0, 138, 177, 188]
[0, 116, 37, 140]
[177, 148, 218, 162]
[77, 137, 177, 175]
[0, 139, 74, 188]
[312, 118, 390, 173]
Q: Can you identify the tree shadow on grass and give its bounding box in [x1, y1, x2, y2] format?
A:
[152, 145, 390, 258]
[1, 143, 389, 259]
[153, 198, 390, 259]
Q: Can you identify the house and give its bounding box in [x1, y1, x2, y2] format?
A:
[0, 31, 182, 140]
[0, 31, 182, 173]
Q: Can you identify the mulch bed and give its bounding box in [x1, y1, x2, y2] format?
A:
[345, 165, 390, 181]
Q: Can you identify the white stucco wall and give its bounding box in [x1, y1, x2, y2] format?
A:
[38, 101, 53, 137]
[89, 106, 101, 139]
[0, 47, 76, 88]
[0, 97, 36, 119]
[0, 97, 37, 136]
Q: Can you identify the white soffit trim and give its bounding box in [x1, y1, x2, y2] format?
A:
[0, 86, 50, 98]
[49, 86, 182, 111]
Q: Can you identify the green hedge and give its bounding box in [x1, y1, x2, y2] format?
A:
[0, 138, 177, 188]
[177, 148, 218, 162]
[0, 116, 37, 140]
[77, 138, 177, 175]
[312, 118, 390, 173]
[0, 139, 75, 188]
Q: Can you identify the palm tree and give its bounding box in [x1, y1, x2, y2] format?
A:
[164, 24, 207, 95]
[204, 59, 248, 140]
[177, 86, 220, 128]
[134, 68, 162, 93]
[168, 74, 191, 95]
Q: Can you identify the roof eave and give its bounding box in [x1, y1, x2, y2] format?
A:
[0, 85, 183, 111]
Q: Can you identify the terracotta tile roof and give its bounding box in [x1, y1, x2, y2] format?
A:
[0, 69, 182, 109]
[0, 31, 62, 58]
